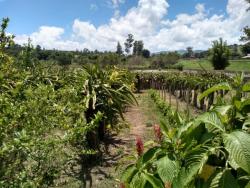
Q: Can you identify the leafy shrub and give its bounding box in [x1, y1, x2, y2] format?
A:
[209, 38, 230, 70]
[122, 74, 250, 188]
[150, 52, 180, 69]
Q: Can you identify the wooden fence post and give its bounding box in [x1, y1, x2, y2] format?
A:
[186, 88, 190, 120]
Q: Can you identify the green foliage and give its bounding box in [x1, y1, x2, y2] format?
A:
[122, 73, 250, 188]
[0, 17, 14, 64]
[98, 52, 121, 66]
[242, 42, 250, 55]
[142, 49, 150, 58]
[150, 52, 180, 68]
[124, 34, 134, 55]
[209, 38, 230, 70]
[116, 42, 123, 55]
[0, 18, 136, 187]
[133, 40, 144, 56]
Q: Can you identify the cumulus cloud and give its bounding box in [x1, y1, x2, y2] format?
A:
[15, 26, 82, 51]
[14, 0, 250, 52]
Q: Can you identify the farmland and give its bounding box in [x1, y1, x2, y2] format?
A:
[1, 0, 250, 187]
[177, 59, 250, 72]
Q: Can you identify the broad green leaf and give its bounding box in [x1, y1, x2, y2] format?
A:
[195, 112, 225, 132]
[131, 173, 147, 188]
[173, 146, 215, 188]
[207, 169, 239, 188]
[121, 164, 138, 183]
[223, 131, 250, 173]
[143, 173, 164, 188]
[198, 82, 231, 101]
[159, 120, 169, 137]
[212, 105, 232, 116]
[156, 155, 180, 183]
[240, 99, 250, 113]
[142, 147, 160, 165]
[245, 181, 250, 188]
[243, 82, 250, 92]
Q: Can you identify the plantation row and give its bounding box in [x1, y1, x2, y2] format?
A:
[0, 19, 137, 186]
[122, 74, 250, 188]
[136, 72, 231, 111]
[0, 57, 136, 186]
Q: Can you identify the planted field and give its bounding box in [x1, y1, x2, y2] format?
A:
[1, 0, 250, 186]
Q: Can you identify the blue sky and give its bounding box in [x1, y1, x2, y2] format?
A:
[1, 0, 227, 35]
[0, 0, 249, 51]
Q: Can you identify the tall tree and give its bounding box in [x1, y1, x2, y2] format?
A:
[240, 27, 250, 55]
[124, 34, 134, 55]
[133, 41, 138, 55]
[240, 26, 250, 42]
[116, 42, 123, 55]
[0, 18, 14, 52]
[137, 40, 144, 56]
[142, 49, 150, 58]
[133, 40, 144, 56]
[186, 47, 194, 58]
[210, 38, 230, 70]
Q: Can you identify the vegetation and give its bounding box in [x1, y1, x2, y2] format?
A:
[136, 71, 230, 111]
[1, 3, 250, 185]
[0, 18, 136, 187]
[177, 59, 250, 71]
[241, 27, 250, 55]
[150, 52, 180, 69]
[122, 74, 250, 188]
[209, 38, 230, 70]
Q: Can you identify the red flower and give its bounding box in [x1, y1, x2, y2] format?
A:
[120, 183, 126, 188]
[153, 124, 163, 143]
[136, 136, 144, 156]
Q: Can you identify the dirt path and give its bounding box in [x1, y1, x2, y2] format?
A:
[123, 104, 148, 139]
[82, 93, 152, 188]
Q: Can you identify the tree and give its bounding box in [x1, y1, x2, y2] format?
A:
[210, 38, 230, 70]
[240, 26, 250, 42]
[240, 27, 250, 55]
[116, 42, 123, 55]
[242, 42, 250, 55]
[55, 52, 73, 65]
[133, 40, 144, 56]
[142, 49, 150, 58]
[0, 18, 14, 53]
[229, 44, 241, 59]
[124, 34, 134, 55]
[150, 52, 179, 68]
[186, 47, 194, 58]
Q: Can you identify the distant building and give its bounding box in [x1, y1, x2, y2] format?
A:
[242, 54, 250, 59]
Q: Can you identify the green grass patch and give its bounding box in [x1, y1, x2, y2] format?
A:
[177, 59, 250, 71]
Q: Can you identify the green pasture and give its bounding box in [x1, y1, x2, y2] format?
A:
[177, 59, 250, 72]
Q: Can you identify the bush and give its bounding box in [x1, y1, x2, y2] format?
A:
[98, 53, 120, 66]
[150, 52, 180, 68]
[209, 38, 230, 70]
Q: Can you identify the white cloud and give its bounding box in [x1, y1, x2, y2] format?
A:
[14, 0, 250, 52]
[108, 0, 125, 8]
[15, 26, 82, 51]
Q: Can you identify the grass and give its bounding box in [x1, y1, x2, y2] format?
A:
[177, 59, 250, 72]
[138, 91, 168, 128]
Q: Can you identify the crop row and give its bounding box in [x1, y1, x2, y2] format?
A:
[135, 72, 231, 111]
